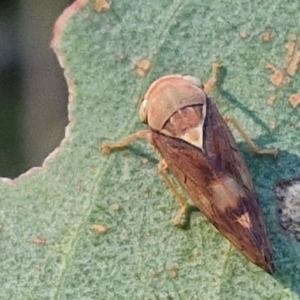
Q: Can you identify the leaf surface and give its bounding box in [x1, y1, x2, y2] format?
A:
[1, 0, 300, 299]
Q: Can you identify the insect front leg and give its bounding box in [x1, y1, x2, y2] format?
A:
[224, 117, 279, 156]
[203, 63, 221, 94]
[101, 130, 150, 154]
[157, 159, 189, 228]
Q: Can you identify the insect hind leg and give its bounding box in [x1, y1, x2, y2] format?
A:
[224, 117, 278, 156]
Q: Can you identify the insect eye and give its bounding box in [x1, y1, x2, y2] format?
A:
[139, 99, 148, 123]
[183, 75, 204, 89]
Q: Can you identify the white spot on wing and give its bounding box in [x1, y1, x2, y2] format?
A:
[179, 103, 206, 149]
[236, 213, 252, 229]
[180, 125, 204, 149]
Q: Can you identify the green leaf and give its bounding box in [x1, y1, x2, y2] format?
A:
[1, 0, 300, 299]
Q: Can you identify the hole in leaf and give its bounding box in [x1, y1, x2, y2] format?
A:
[0, 0, 71, 179]
[275, 177, 300, 242]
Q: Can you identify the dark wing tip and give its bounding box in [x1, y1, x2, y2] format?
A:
[264, 259, 275, 275]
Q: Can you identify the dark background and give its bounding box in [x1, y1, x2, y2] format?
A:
[0, 0, 72, 178]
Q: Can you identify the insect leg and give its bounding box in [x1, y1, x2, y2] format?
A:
[158, 159, 189, 227]
[101, 130, 150, 154]
[224, 117, 279, 156]
[203, 63, 221, 94]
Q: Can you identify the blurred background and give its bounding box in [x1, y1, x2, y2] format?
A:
[0, 0, 72, 178]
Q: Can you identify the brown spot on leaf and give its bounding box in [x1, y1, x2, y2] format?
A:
[119, 54, 127, 61]
[132, 98, 140, 104]
[150, 269, 160, 278]
[135, 59, 151, 77]
[92, 224, 107, 234]
[142, 158, 149, 164]
[266, 63, 288, 87]
[240, 32, 248, 39]
[168, 267, 179, 279]
[32, 236, 46, 245]
[285, 35, 297, 63]
[94, 0, 110, 12]
[284, 35, 300, 76]
[34, 264, 42, 271]
[266, 95, 276, 106]
[289, 93, 300, 108]
[111, 203, 121, 211]
[265, 35, 300, 92]
[269, 121, 277, 130]
[261, 31, 272, 42]
[143, 187, 150, 193]
[191, 248, 201, 260]
[287, 52, 300, 76]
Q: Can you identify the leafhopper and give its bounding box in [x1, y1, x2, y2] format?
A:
[101, 64, 277, 274]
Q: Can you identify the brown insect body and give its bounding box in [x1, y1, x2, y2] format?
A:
[142, 75, 274, 273]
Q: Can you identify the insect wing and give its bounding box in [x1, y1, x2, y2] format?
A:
[150, 97, 274, 273]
